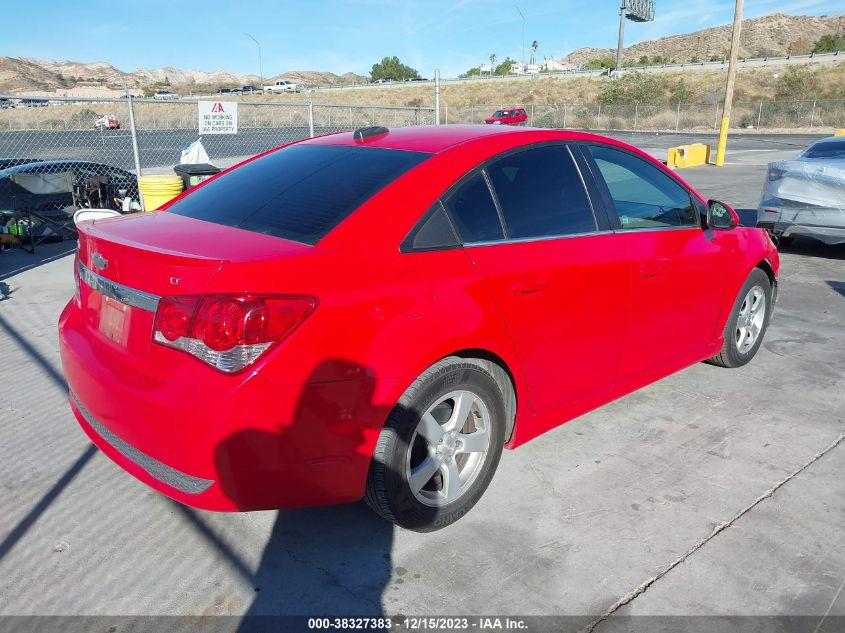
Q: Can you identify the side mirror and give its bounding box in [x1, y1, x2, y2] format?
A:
[707, 200, 739, 230]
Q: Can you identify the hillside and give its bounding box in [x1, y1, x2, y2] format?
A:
[0, 57, 367, 96]
[564, 12, 845, 66]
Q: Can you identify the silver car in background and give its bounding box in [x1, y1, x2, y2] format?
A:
[757, 136, 845, 246]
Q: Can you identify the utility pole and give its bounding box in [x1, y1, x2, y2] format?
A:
[244, 33, 263, 89]
[434, 69, 441, 125]
[514, 4, 525, 69]
[615, 0, 626, 73]
[715, 0, 743, 167]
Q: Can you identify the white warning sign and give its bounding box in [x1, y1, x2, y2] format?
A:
[198, 101, 238, 135]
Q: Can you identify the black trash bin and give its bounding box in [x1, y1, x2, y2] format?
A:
[173, 163, 221, 189]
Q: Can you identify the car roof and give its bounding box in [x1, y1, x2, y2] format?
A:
[810, 136, 845, 145]
[303, 124, 541, 153]
[303, 124, 611, 154]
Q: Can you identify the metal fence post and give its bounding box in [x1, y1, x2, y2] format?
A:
[756, 100, 763, 129]
[125, 91, 142, 179]
[308, 101, 314, 137]
[810, 99, 817, 128]
[634, 103, 638, 130]
[675, 102, 681, 131]
[563, 104, 567, 129]
[434, 69, 441, 125]
[596, 104, 601, 130]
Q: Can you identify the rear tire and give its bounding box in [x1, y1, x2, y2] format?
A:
[708, 268, 772, 368]
[365, 357, 506, 532]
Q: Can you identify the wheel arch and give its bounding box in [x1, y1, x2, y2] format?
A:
[439, 348, 519, 444]
[756, 258, 777, 299]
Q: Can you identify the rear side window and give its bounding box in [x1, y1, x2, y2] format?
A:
[586, 145, 697, 229]
[401, 202, 460, 252]
[443, 172, 504, 243]
[167, 144, 430, 244]
[487, 145, 596, 239]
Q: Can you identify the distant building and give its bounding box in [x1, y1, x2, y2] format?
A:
[543, 58, 575, 72]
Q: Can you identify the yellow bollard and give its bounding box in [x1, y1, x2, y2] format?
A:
[715, 116, 729, 167]
[835, 129, 845, 136]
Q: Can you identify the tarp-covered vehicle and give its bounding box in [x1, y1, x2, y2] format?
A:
[757, 136, 845, 246]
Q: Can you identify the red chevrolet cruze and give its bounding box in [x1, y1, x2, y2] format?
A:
[59, 125, 779, 531]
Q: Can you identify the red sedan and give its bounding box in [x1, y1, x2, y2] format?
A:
[59, 125, 779, 531]
[484, 108, 527, 125]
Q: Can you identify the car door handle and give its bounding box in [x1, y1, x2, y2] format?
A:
[638, 257, 669, 278]
[511, 278, 548, 294]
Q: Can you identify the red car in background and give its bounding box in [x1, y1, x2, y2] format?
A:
[59, 125, 779, 531]
[484, 108, 527, 125]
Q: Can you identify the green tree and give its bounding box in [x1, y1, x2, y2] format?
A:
[598, 73, 669, 105]
[530, 40, 539, 65]
[460, 67, 482, 78]
[494, 56, 517, 75]
[813, 34, 845, 53]
[369, 56, 421, 82]
[489, 54, 497, 68]
[585, 58, 616, 70]
[670, 78, 695, 104]
[775, 66, 819, 100]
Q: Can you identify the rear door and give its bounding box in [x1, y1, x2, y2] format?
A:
[445, 143, 629, 417]
[578, 143, 728, 377]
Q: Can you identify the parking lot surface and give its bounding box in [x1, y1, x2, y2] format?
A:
[0, 135, 843, 630]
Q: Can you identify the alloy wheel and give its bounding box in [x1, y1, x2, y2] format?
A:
[405, 390, 492, 507]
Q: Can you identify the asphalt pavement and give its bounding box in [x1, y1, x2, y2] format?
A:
[0, 137, 842, 632]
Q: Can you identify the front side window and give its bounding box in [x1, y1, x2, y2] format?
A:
[586, 145, 697, 229]
[486, 145, 596, 239]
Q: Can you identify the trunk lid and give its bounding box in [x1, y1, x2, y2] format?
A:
[76, 212, 314, 380]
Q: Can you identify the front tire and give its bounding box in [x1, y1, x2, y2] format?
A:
[708, 268, 772, 368]
[365, 357, 506, 532]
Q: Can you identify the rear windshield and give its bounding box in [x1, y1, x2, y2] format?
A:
[801, 140, 845, 159]
[167, 144, 430, 244]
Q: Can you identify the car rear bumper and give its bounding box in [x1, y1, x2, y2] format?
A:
[59, 299, 392, 511]
[757, 201, 845, 245]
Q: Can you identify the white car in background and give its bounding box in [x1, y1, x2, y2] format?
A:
[263, 80, 298, 94]
[152, 90, 179, 100]
[757, 136, 845, 246]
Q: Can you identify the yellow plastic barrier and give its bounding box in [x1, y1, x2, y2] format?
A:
[667, 143, 711, 169]
[138, 175, 184, 211]
[835, 129, 845, 137]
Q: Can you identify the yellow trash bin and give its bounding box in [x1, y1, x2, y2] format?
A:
[138, 174, 184, 211]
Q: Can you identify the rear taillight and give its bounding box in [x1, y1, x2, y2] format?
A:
[768, 167, 785, 181]
[153, 294, 316, 373]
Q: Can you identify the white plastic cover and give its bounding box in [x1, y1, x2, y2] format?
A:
[180, 139, 210, 165]
[759, 158, 845, 245]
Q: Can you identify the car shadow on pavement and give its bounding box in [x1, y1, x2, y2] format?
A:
[0, 240, 76, 283]
[779, 237, 845, 261]
[213, 360, 399, 625]
[827, 281, 845, 298]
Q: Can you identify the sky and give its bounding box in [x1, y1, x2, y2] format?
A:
[3, 0, 838, 79]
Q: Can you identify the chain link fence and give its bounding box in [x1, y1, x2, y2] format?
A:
[0, 96, 436, 172]
[445, 99, 845, 132]
[0, 96, 436, 225]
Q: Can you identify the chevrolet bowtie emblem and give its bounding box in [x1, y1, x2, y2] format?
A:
[92, 253, 108, 271]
